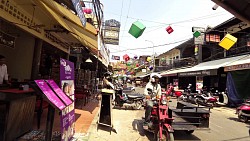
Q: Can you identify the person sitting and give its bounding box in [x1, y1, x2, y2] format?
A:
[0, 55, 9, 86]
[143, 73, 162, 125]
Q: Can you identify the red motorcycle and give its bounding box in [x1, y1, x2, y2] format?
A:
[236, 99, 250, 122]
[143, 88, 174, 141]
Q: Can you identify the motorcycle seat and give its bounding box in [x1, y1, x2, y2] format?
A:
[127, 94, 144, 98]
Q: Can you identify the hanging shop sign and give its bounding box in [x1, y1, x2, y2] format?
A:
[224, 63, 250, 72]
[60, 58, 75, 141]
[192, 27, 205, 45]
[0, 30, 15, 48]
[104, 19, 121, 45]
[71, 0, 86, 27]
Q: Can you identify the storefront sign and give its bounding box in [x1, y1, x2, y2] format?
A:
[179, 70, 217, 77]
[60, 58, 75, 141]
[35, 80, 66, 110]
[224, 63, 250, 72]
[0, 30, 15, 48]
[71, 0, 86, 27]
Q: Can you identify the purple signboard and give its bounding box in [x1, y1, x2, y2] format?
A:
[60, 58, 75, 141]
[35, 80, 66, 110]
[47, 80, 73, 106]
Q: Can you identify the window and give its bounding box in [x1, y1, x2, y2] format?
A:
[206, 34, 220, 42]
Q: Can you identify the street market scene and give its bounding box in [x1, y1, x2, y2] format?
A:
[0, 0, 250, 141]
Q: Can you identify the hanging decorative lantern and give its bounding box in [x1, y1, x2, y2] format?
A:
[166, 26, 174, 34]
[123, 54, 130, 62]
[134, 55, 138, 59]
[147, 57, 151, 62]
[219, 34, 237, 50]
[83, 8, 92, 14]
[136, 63, 139, 67]
[149, 66, 153, 71]
[193, 31, 201, 38]
[128, 21, 146, 38]
[127, 62, 131, 66]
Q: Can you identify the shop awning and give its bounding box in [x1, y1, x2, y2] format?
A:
[37, 0, 98, 55]
[161, 55, 248, 76]
[224, 55, 250, 71]
[160, 67, 193, 76]
[187, 55, 248, 71]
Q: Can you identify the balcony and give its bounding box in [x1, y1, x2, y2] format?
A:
[155, 57, 197, 72]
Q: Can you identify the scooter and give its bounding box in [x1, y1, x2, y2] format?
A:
[236, 99, 250, 122]
[114, 87, 144, 110]
[143, 88, 174, 141]
[195, 92, 218, 107]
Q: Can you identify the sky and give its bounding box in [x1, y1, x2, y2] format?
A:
[100, 0, 234, 60]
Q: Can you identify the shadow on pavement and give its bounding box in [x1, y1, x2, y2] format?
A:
[132, 119, 202, 141]
[174, 131, 201, 140]
[228, 117, 242, 122]
[96, 124, 117, 134]
[132, 119, 154, 141]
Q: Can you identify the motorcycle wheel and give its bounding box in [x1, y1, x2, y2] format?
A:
[156, 131, 174, 141]
[238, 110, 248, 123]
[177, 95, 183, 101]
[133, 101, 142, 110]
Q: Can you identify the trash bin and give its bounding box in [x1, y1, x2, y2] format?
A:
[97, 89, 114, 132]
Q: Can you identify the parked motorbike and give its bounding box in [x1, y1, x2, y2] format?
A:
[114, 86, 144, 110]
[236, 99, 250, 122]
[195, 92, 218, 107]
[178, 84, 194, 102]
[143, 88, 174, 141]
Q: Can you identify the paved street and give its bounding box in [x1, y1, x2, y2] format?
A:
[86, 86, 250, 141]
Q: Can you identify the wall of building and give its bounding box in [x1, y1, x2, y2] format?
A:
[0, 21, 35, 81]
[158, 49, 180, 64]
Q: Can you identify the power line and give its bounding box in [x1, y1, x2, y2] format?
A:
[105, 11, 227, 26]
[111, 38, 191, 53]
[120, 0, 132, 43]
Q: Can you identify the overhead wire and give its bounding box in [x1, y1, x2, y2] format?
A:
[111, 38, 191, 53]
[120, 0, 132, 43]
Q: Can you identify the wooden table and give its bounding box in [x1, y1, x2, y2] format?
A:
[0, 93, 36, 141]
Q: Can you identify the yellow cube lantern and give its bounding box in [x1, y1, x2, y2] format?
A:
[219, 34, 237, 50]
[147, 57, 151, 62]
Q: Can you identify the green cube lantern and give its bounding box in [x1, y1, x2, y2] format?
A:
[128, 21, 146, 38]
[193, 31, 201, 38]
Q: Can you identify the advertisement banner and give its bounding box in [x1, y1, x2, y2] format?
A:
[71, 0, 86, 27]
[60, 58, 75, 141]
[35, 80, 66, 110]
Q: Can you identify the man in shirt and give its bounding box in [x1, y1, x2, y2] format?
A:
[144, 73, 162, 125]
[0, 55, 8, 85]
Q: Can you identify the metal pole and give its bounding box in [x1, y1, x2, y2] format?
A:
[145, 40, 155, 72]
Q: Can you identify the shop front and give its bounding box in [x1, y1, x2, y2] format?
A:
[224, 55, 250, 101]
[0, 0, 102, 140]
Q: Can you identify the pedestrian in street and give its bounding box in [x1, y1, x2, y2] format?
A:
[0, 55, 9, 85]
[143, 73, 162, 125]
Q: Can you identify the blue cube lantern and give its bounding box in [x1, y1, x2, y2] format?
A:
[128, 21, 146, 38]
